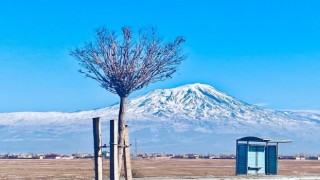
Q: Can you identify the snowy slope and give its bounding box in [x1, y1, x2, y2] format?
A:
[0, 83, 319, 154]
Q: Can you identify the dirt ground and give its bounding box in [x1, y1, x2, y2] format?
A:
[0, 159, 319, 179]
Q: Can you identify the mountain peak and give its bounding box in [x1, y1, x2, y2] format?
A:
[174, 83, 212, 88]
[126, 83, 254, 119]
[164, 83, 237, 106]
[171, 83, 218, 92]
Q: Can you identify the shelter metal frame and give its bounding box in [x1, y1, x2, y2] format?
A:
[235, 136, 292, 176]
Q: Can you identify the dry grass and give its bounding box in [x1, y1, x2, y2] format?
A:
[0, 159, 319, 179]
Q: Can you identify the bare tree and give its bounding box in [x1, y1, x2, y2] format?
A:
[70, 26, 185, 177]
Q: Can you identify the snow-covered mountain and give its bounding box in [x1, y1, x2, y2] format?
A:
[1, 83, 320, 154]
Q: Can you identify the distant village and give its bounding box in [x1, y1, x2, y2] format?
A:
[0, 152, 319, 160]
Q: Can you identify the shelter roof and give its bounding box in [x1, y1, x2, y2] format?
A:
[237, 136, 292, 143]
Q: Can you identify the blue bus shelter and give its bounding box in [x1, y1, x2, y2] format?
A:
[235, 136, 291, 175]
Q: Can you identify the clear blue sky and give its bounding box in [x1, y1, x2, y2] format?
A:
[1, 0, 320, 112]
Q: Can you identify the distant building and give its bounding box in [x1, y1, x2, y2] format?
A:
[307, 156, 320, 160]
[172, 154, 187, 159]
[165, 154, 175, 158]
[295, 157, 306, 160]
[279, 155, 296, 160]
[102, 151, 110, 158]
[45, 154, 61, 159]
[200, 155, 216, 159]
[38, 155, 45, 159]
[186, 154, 200, 159]
[61, 155, 74, 160]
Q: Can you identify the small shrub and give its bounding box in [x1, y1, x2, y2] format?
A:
[132, 168, 144, 178]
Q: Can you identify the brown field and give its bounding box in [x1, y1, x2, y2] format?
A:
[0, 159, 320, 179]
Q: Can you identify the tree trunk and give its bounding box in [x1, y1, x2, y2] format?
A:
[117, 96, 127, 176]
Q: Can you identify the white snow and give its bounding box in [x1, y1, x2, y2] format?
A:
[0, 83, 319, 153]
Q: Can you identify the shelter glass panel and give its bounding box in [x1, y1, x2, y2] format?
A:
[248, 145, 265, 174]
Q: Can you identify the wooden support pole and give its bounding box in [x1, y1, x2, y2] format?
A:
[110, 119, 119, 180]
[92, 117, 103, 180]
[235, 140, 238, 175]
[246, 141, 249, 176]
[135, 138, 138, 157]
[124, 125, 132, 180]
[276, 143, 279, 175]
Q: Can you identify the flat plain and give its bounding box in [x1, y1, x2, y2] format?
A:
[0, 159, 320, 179]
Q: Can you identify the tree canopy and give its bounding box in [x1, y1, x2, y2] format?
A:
[70, 27, 186, 97]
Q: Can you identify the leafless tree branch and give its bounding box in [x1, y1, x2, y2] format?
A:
[71, 27, 185, 97]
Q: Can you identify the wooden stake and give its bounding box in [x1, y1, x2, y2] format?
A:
[92, 117, 103, 180]
[124, 125, 132, 180]
[110, 119, 119, 180]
